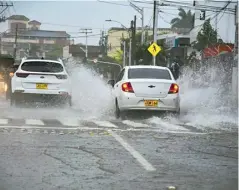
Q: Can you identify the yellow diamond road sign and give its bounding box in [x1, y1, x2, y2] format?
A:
[148, 42, 161, 57]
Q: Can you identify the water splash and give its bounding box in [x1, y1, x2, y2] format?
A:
[0, 58, 114, 120]
[149, 62, 237, 131]
[69, 60, 114, 120]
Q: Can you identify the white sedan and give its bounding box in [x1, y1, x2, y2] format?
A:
[108, 65, 180, 118]
[11, 57, 72, 106]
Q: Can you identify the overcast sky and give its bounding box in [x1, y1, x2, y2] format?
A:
[0, 0, 236, 45]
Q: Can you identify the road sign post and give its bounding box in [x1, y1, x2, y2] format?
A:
[147, 42, 162, 65]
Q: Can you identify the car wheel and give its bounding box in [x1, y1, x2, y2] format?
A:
[10, 94, 16, 106]
[174, 108, 180, 118]
[115, 99, 120, 119]
[63, 96, 72, 108]
[68, 97, 72, 107]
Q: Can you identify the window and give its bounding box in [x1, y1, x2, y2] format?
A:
[115, 69, 125, 83]
[128, 68, 172, 80]
[21, 61, 64, 73]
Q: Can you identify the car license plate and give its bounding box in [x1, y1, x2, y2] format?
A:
[144, 100, 158, 107]
[36, 83, 48, 89]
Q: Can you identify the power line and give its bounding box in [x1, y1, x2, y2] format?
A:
[40, 22, 106, 29]
[97, 0, 153, 9]
[132, 0, 235, 14]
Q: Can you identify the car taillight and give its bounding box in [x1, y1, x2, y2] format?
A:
[16, 73, 29, 78]
[122, 82, 134, 93]
[56, 75, 67, 79]
[168, 83, 179, 94]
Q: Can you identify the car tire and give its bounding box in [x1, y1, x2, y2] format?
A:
[174, 108, 180, 118]
[115, 99, 120, 119]
[63, 96, 72, 107]
[68, 97, 72, 107]
[10, 93, 15, 106]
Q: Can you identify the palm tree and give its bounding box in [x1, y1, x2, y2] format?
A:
[170, 8, 195, 32]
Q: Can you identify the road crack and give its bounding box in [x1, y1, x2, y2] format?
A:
[43, 149, 79, 170]
[67, 146, 117, 174]
[188, 147, 238, 159]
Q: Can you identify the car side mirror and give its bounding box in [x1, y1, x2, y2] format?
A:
[107, 79, 115, 87]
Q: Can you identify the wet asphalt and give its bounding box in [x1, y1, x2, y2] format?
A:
[0, 128, 237, 190]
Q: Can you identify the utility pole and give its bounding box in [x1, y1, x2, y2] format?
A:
[131, 15, 136, 65]
[234, 3, 238, 57]
[153, 0, 158, 66]
[129, 38, 132, 66]
[13, 24, 18, 59]
[100, 30, 106, 56]
[79, 28, 92, 59]
[123, 40, 126, 67]
[128, 1, 144, 44]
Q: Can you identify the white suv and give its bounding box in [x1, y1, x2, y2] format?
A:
[11, 57, 72, 106]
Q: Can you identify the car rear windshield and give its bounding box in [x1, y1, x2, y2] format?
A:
[128, 68, 172, 80]
[21, 61, 64, 73]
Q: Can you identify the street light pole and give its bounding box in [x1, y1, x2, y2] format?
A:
[123, 40, 126, 67]
[153, 0, 158, 66]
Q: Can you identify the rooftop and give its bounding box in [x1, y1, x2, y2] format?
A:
[7, 15, 30, 21]
[4, 29, 70, 38]
[108, 27, 172, 31]
[28, 20, 41, 25]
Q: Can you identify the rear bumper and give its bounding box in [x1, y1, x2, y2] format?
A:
[12, 92, 71, 102]
[12, 87, 71, 95]
[118, 94, 180, 112]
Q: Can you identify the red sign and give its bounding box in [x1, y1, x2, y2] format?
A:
[203, 44, 234, 58]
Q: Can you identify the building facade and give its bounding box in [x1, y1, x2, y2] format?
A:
[63, 44, 101, 60]
[0, 15, 71, 60]
[106, 27, 172, 57]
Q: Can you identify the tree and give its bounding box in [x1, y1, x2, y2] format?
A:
[45, 45, 63, 59]
[193, 19, 217, 51]
[121, 32, 167, 66]
[28, 44, 41, 57]
[170, 8, 194, 31]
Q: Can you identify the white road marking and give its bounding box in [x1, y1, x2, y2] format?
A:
[58, 118, 79, 126]
[35, 129, 40, 133]
[0, 125, 209, 134]
[25, 119, 44, 126]
[92, 120, 118, 128]
[0, 119, 8, 125]
[122, 120, 149, 128]
[159, 122, 189, 131]
[109, 130, 156, 171]
[148, 120, 189, 131]
[28, 129, 32, 134]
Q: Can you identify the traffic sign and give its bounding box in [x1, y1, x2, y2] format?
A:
[93, 59, 98, 63]
[148, 42, 161, 57]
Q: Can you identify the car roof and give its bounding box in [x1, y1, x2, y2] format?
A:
[20, 59, 63, 65]
[125, 65, 169, 70]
